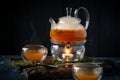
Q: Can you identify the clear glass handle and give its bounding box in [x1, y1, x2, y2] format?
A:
[74, 7, 90, 30]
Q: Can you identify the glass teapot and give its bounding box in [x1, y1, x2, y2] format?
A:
[49, 7, 90, 44]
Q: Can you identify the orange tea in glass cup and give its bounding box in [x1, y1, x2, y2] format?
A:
[23, 50, 45, 61]
[22, 44, 48, 62]
[72, 63, 103, 80]
[75, 71, 100, 80]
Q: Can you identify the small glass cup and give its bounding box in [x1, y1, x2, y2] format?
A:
[72, 63, 103, 80]
[21, 44, 48, 65]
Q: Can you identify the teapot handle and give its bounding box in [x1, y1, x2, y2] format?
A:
[74, 7, 90, 30]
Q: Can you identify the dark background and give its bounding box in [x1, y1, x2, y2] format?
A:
[0, 0, 120, 57]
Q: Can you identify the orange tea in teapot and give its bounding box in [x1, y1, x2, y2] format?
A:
[50, 28, 87, 43]
[49, 7, 89, 44]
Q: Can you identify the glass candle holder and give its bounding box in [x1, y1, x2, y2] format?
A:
[51, 40, 86, 62]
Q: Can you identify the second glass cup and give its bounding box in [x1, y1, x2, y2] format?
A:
[21, 44, 48, 64]
[72, 63, 103, 80]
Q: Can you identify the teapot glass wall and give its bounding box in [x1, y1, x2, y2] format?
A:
[49, 7, 90, 44]
[49, 7, 90, 62]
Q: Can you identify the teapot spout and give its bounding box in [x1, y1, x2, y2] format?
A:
[49, 18, 56, 28]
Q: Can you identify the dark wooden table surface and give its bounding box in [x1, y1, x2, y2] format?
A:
[0, 55, 120, 80]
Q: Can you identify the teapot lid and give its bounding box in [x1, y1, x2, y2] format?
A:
[59, 8, 80, 23]
[59, 16, 80, 23]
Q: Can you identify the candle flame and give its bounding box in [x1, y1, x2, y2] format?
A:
[62, 44, 73, 62]
[63, 44, 73, 54]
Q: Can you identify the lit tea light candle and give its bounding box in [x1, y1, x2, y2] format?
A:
[62, 45, 73, 62]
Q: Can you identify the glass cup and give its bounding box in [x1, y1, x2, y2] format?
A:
[21, 44, 48, 64]
[72, 63, 103, 80]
